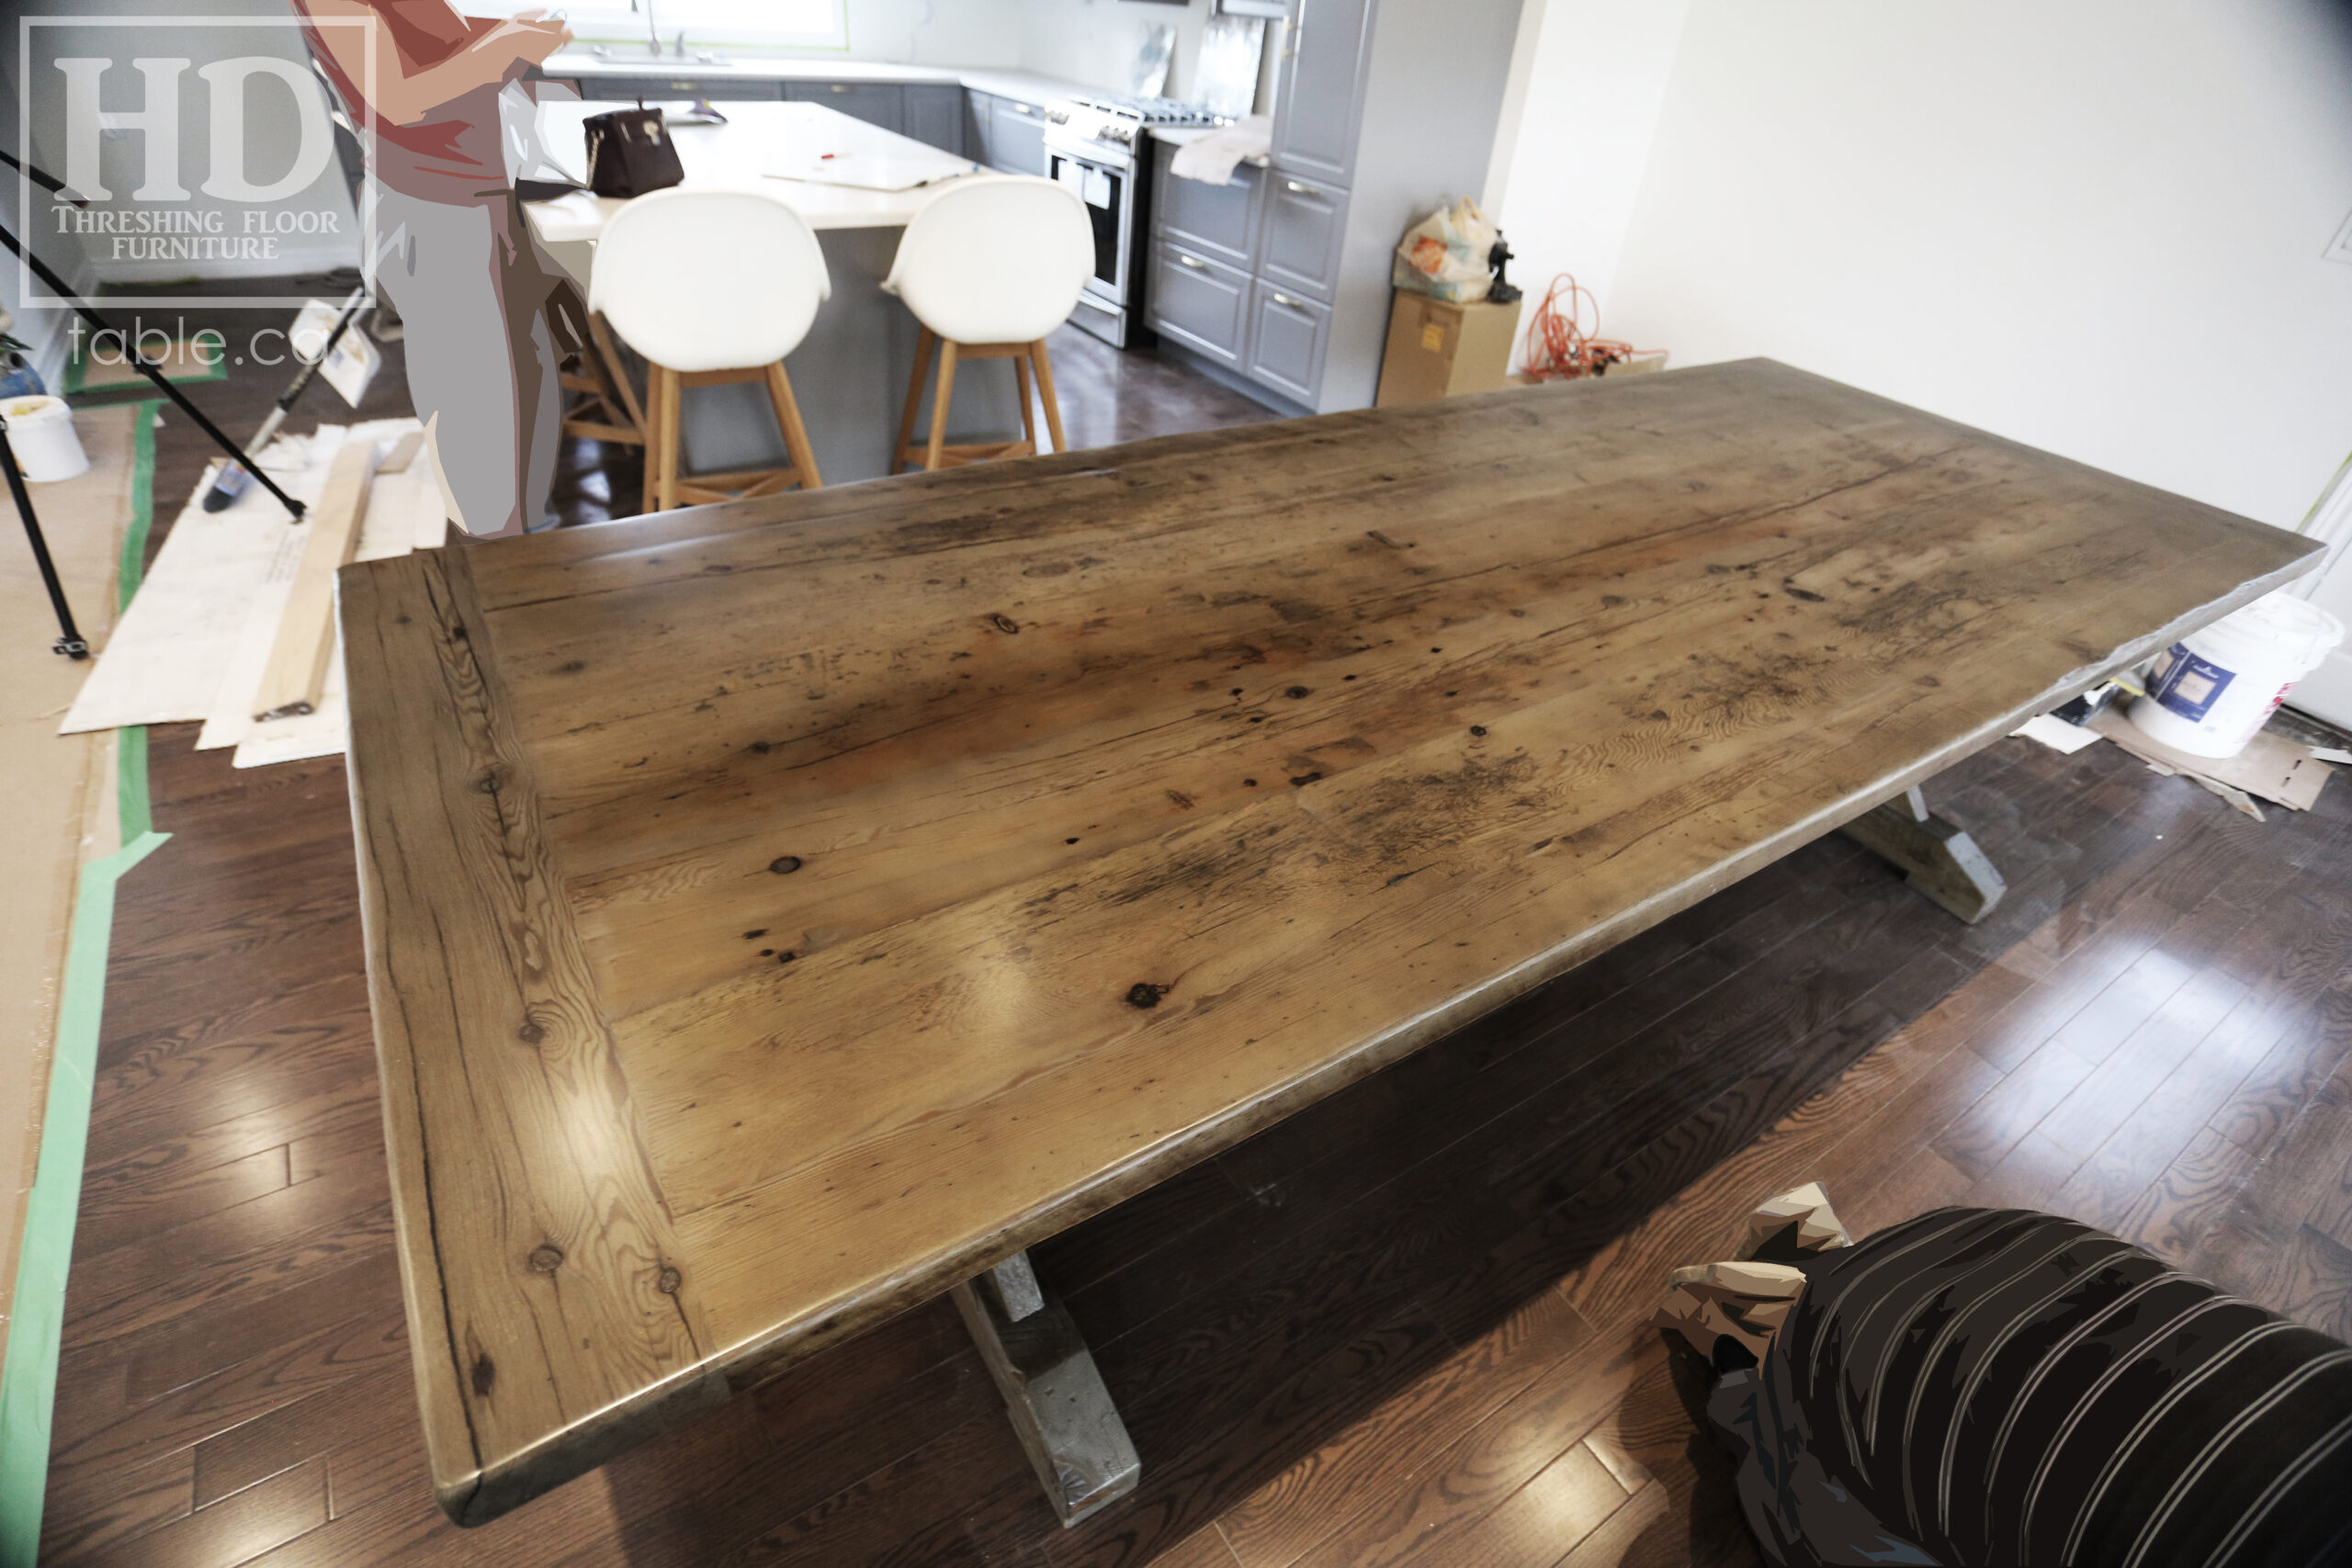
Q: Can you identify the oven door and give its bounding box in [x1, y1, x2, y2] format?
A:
[1046, 142, 1133, 307]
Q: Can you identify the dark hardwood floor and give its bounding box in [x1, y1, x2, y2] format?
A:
[38, 291, 2352, 1566]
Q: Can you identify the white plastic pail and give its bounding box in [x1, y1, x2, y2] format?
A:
[2, 395, 88, 483]
[2128, 590, 2346, 759]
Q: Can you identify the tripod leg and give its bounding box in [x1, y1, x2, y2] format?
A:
[0, 423, 89, 659]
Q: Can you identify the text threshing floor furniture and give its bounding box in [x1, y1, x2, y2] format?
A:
[337, 359, 2318, 1528]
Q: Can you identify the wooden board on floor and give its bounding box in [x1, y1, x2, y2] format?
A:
[338, 359, 2321, 1525]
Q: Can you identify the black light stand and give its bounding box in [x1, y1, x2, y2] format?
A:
[0, 409, 89, 658]
[0, 149, 307, 521]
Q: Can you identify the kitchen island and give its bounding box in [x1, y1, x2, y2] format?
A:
[524, 100, 1030, 486]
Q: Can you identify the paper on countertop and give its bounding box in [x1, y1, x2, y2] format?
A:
[768, 149, 978, 192]
[1170, 115, 1272, 187]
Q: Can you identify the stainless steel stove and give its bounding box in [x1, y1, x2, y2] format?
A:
[1042, 93, 1230, 347]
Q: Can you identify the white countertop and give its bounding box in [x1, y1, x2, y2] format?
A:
[523, 100, 987, 246]
[540, 53, 1085, 107]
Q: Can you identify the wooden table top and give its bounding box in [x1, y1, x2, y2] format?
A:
[340, 360, 2317, 1523]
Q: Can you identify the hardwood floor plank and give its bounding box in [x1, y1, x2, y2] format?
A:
[193, 1358, 412, 1508]
[74, 1458, 327, 1568]
[37, 1444, 193, 1567]
[73, 1141, 291, 1258]
[62, 1159, 393, 1350]
[1215, 1286, 1596, 1568]
[2109, 1126, 2267, 1264]
[47, 1300, 409, 1491]
[2033, 965, 2249, 1157]
[1929, 1040, 2097, 1179]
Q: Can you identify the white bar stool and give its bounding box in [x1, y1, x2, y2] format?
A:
[590, 187, 830, 511]
[884, 176, 1094, 473]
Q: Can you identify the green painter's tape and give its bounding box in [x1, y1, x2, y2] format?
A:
[0, 398, 166, 1562]
[0, 831, 167, 1566]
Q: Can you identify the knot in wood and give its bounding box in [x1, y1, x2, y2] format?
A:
[1125, 982, 1169, 1010]
[768, 855, 804, 875]
[1285, 686, 1310, 699]
[517, 1020, 547, 1044]
[528, 1244, 564, 1273]
[989, 613, 1020, 634]
[474, 770, 501, 795]
[657, 1266, 683, 1294]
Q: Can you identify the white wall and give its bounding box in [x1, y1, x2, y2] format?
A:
[1486, 0, 1689, 340]
[1014, 0, 1278, 107]
[1588, 0, 2352, 536]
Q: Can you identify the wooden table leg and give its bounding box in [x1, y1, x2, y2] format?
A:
[1839, 784, 2007, 923]
[950, 1251, 1139, 1528]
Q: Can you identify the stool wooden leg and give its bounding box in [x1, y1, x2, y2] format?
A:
[895, 325, 935, 477]
[592, 313, 648, 440]
[649, 364, 683, 513]
[763, 362, 823, 491]
[1013, 355, 1037, 455]
[925, 340, 960, 473]
[1028, 340, 1065, 457]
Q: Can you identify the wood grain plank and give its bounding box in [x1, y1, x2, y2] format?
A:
[341, 361, 2320, 1518]
[339, 546, 716, 1522]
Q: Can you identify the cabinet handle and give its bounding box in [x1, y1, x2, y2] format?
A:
[831, 84, 851, 93]
[1283, 179, 1319, 196]
[1177, 254, 1207, 269]
[1013, 102, 1035, 116]
[1272, 291, 1304, 309]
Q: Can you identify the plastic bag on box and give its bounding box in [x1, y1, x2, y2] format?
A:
[1393, 198, 1498, 303]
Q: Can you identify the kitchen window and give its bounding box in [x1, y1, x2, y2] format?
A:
[480, 0, 848, 51]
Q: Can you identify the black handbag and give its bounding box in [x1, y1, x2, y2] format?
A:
[583, 107, 684, 198]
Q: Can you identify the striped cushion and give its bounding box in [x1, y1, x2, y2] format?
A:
[1773, 1207, 2352, 1567]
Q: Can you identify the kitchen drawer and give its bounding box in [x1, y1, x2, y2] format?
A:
[1258, 172, 1348, 301]
[786, 82, 904, 134]
[904, 85, 964, 155]
[1147, 242, 1250, 366]
[591, 75, 782, 101]
[1150, 141, 1261, 268]
[987, 96, 1048, 176]
[1245, 280, 1331, 404]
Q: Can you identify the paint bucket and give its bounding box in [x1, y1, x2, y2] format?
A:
[2, 394, 88, 483]
[2128, 591, 2346, 759]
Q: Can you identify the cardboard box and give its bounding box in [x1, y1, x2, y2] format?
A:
[1376, 292, 1524, 408]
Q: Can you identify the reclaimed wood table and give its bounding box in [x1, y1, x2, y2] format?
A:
[341, 360, 2318, 1526]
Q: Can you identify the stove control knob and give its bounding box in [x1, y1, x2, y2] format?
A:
[1046, 107, 1069, 122]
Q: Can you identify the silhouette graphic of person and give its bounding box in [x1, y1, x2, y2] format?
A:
[292, 2, 574, 538]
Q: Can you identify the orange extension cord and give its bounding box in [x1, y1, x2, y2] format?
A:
[1521, 272, 1657, 381]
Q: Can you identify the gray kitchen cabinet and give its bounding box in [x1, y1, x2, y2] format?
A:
[1270, 0, 1374, 186]
[1258, 173, 1349, 302]
[904, 85, 964, 156]
[1147, 242, 1252, 367]
[1150, 141, 1262, 267]
[984, 94, 1049, 176]
[1244, 281, 1331, 403]
[966, 92, 993, 164]
[1143, 0, 1522, 413]
[589, 75, 781, 101]
[786, 81, 904, 135]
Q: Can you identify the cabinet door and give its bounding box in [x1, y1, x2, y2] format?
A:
[904, 85, 964, 155]
[967, 94, 996, 164]
[786, 82, 905, 135]
[1245, 281, 1331, 403]
[594, 75, 782, 101]
[1259, 173, 1348, 301]
[989, 96, 1049, 175]
[1147, 243, 1250, 366]
[1151, 141, 1261, 267]
[1271, 0, 1372, 185]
